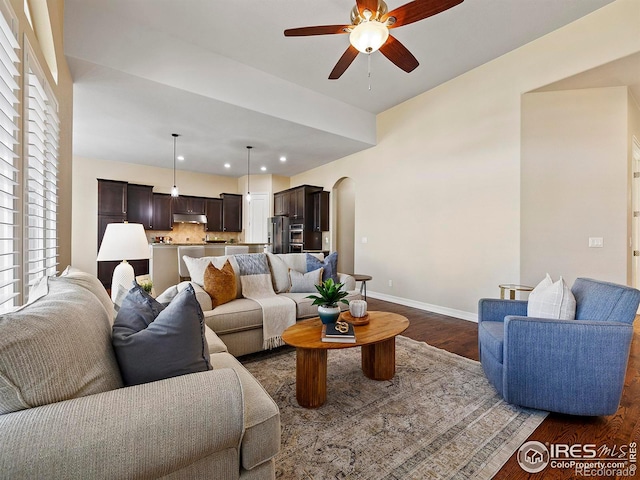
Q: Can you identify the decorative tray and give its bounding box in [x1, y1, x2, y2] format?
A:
[341, 311, 370, 326]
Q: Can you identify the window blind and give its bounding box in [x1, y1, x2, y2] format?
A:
[25, 62, 58, 297]
[0, 6, 19, 312]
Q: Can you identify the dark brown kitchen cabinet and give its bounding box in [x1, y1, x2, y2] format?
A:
[172, 195, 206, 215]
[97, 214, 125, 289]
[98, 180, 127, 289]
[129, 260, 150, 279]
[97, 180, 149, 290]
[274, 192, 287, 216]
[126, 184, 153, 229]
[221, 193, 242, 232]
[205, 198, 223, 232]
[273, 185, 325, 251]
[274, 185, 323, 223]
[313, 191, 330, 232]
[190, 197, 206, 214]
[151, 193, 173, 231]
[306, 231, 322, 251]
[98, 179, 127, 215]
[290, 188, 305, 220]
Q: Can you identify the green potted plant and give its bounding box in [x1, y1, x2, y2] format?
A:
[137, 279, 153, 295]
[306, 278, 350, 324]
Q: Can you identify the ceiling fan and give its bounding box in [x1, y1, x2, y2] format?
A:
[284, 0, 464, 80]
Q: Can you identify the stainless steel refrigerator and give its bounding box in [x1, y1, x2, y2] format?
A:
[268, 216, 289, 254]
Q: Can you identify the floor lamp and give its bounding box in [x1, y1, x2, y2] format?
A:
[97, 222, 150, 302]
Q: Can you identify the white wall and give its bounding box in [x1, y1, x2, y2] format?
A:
[332, 177, 355, 273]
[629, 92, 640, 287]
[292, 0, 640, 320]
[521, 87, 629, 287]
[72, 156, 239, 275]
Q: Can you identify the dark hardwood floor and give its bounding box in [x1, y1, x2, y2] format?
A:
[366, 297, 640, 480]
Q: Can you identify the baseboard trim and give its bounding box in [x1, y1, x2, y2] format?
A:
[366, 291, 478, 323]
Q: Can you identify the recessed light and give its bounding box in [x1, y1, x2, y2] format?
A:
[261, 166, 267, 171]
[224, 163, 231, 168]
[279, 156, 286, 162]
[177, 155, 185, 161]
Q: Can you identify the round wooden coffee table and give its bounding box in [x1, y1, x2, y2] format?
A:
[281, 311, 409, 408]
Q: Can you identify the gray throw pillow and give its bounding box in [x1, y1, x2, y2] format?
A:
[289, 267, 323, 293]
[307, 251, 338, 283]
[112, 283, 211, 386]
[0, 276, 123, 414]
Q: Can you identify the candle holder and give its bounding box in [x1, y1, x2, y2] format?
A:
[342, 300, 370, 325]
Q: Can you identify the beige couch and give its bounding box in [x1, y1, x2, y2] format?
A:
[173, 252, 362, 356]
[0, 270, 280, 479]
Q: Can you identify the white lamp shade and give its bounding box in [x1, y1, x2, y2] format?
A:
[349, 21, 389, 54]
[97, 223, 150, 261]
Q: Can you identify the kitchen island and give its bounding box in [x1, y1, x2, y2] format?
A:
[149, 243, 266, 294]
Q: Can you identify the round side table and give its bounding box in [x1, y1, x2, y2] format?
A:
[351, 274, 372, 301]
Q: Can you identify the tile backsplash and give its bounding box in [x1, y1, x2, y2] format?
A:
[147, 223, 242, 244]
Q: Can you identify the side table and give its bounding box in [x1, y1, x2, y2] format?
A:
[351, 274, 372, 301]
[499, 284, 533, 300]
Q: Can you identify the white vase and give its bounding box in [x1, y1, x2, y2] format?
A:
[349, 300, 367, 318]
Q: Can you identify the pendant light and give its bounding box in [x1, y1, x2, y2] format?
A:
[246, 146, 253, 202]
[171, 133, 180, 197]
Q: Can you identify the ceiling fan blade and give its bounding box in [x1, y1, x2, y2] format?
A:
[329, 45, 359, 80]
[284, 25, 351, 37]
[383, 0, 463, 28]
[379, 35, 419, 73]
[355, 0, 380, 17]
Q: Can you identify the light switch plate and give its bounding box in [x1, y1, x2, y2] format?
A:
[589, 237, 604, 248]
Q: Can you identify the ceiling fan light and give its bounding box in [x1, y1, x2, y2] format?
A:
[349, 21, 389, 54]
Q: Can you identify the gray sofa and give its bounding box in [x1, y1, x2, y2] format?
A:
[0, 270, 280, 479]
[174, 252, 362, 356]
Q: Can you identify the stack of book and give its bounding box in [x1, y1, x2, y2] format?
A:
[321, 321, 356, 343]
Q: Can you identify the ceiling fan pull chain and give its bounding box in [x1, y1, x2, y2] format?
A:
[368, 53, 372, 91]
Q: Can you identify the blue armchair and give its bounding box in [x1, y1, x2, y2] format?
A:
[478, 278, 640, 416]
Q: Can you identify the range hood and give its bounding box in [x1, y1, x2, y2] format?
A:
[173, 213, 208, 224]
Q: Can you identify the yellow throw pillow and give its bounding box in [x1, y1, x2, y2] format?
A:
[203, 259, 237, 308]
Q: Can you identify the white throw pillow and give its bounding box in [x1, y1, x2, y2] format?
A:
[289, 267, 323, 293]
[182, 256, 212, 286]
[527, 273, 576, 320]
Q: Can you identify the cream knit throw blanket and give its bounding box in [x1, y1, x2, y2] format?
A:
[235, 253, 296, 349]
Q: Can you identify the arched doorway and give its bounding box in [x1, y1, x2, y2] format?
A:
[332, 177, 355, 274]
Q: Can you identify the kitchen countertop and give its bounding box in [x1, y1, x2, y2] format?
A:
[150, 242, 269, 246]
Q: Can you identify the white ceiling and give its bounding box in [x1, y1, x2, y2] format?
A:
[64, 0, 615, 177]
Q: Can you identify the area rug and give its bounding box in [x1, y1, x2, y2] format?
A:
[241, 335, 547, 479]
